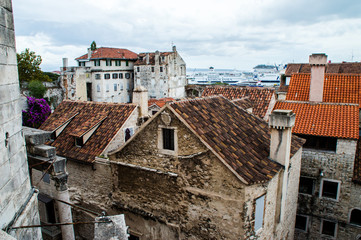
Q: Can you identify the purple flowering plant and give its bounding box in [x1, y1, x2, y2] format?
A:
[22, 96, 51, 128]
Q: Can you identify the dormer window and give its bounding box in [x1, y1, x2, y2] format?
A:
[75, 137, 84, 147]
[49, 113, 78, 141]
[70, 115, 107, 148]
[158, 125, 177, 155]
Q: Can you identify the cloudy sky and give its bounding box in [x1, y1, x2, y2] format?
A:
[12, 0, 361, 72]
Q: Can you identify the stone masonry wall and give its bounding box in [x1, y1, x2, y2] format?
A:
[295, 139, 361, 240]
[109, 108, 248, 239]
[0, 0, 41, 238]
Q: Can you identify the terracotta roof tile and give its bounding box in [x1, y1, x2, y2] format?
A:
[285, 62, 361, 76]
[274, 101, 359, 139]
[170, 96, 303, 184]
[231, 97, 254, 110]
[286, 73, 361, 107]
[201, 86, 275, 118]
[76, 47, 138, 60]
[39, 101, 136, 163]
[148, 97, 175, 108]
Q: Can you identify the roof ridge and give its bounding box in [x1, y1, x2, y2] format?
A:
[278, 100, 359, 106]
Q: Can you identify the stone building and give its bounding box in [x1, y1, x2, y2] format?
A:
[0, 0, 42, 238]
[277, 57, 361, 99]
[201, 86, 276, 121]
[274, 53, 361, 239]
[134, 46, 186, 99]
[37, 100, 141, 239]
[108, 96, 305, 239]
[61, 47, 138, 103]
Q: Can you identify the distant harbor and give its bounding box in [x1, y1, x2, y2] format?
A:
[187, 64, 285, 87]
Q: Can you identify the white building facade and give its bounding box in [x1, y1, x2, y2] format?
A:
[61, 47, 138, 103]
[134, 46, 186, 99]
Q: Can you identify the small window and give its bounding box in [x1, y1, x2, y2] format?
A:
[94, 60, 100, 66]
[321, 219, 337, 238]
[299, 177, 315, 195]
[125, 73, 130, 79]
[152, 110, 157, 115]
[295, 215, 308, 232]
[126, 60, 129, 66]
[162, 128, 174, 150]
[95, 74, 101, 80]
[97, 85, 100, 92]
[151, 67, 154, 72]
[75, 137, 83, 147]
[128, 234, 140, 240]
[115, 60, 121, 66]
[106, 59, 112, 66]
[78, 61, 85, 66]
[119, 73, 123, 79]
[254, 195, 265, 231]
[350, 209, 361, 226]
[160, 67, 163, 72]
[120, 83, 123, 91]
[320, 179, 340, 200]
[106, 84, 109, 92]
[124, 127, 134, 142]
[104, 73, 110, 79]
[112, 73, 118, 79]
[137, 67, 140, 72]
[114, 84, 117, 91]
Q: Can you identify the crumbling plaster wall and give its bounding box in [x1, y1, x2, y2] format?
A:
[109, 108, 249, 239]
[295, 138, 361, 240]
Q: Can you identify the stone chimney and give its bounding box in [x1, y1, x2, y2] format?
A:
[133, 85, 148, 118]
[269, 109, 295, 166]
[155, 51, 160, 66]
[87, 48, 92, 59]
[62, 58, 68, 71]
[309, 53, 327, 102]
[146, 53, 150, 65]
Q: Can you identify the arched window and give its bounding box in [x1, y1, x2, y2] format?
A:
[350, 209, 361, 226]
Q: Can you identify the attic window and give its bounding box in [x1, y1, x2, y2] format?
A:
[158, 126, 177, 155]
[75, 137, 84, 147]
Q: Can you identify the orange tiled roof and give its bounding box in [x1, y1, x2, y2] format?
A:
[134, 52, 173, 65]
[285, 62, 361, 76]
[40, 101, 136, 163]
[286, 73, 361, 107]
[148, 98, 175, 108]
[231, 97, 254, 110]
[274, 101, 359, 139]
[201, 86, 275, 118]
[170, 96, 304, 184]
[76, 47, 138, 60]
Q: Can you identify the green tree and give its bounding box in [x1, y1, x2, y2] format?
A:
[17, 48, 51, 82]
[90, 41, 97, 51]
[28, 80, 47, 98]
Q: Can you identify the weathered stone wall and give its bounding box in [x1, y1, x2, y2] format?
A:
[109, 108, 248, 239]
[0, 0, 41, 238]
[295, 139, 361, 239]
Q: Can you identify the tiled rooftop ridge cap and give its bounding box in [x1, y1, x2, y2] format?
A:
[62, 100, 137, 107]
[277, 100, 359, 107]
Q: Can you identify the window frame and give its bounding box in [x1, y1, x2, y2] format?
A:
[295, 214, 309, 232]
[349, 208, 361, 226]
[104, 73, 110, 79]
[320, 179, 341, 201]
[115, 60, 121, 66]
[299, 176, 315, 195]
[320, 219, 337, 238]
[254, 194, 266, 232]
[94, 59, 101, 66]
[106, 59, 112, 66]
[158, 125, 178, 155]
[112, 73, 118, 79]
[95, 74, 101, 80]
